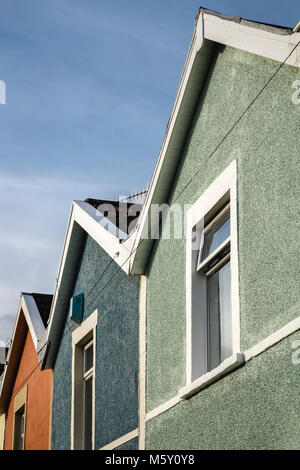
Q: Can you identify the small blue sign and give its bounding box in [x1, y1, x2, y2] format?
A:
[70, 293, 84, 323]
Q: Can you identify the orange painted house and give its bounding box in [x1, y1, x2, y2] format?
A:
[0, 293, 53, 450]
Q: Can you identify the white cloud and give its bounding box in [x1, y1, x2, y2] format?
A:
[0, 172, 125, 341]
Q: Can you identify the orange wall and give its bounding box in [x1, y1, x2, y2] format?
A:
[4, 326, 53, 450]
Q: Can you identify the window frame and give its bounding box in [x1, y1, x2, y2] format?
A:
[71, 310, 97, 450]
[12, 385, 27, 450]
[185, 160, 240, 388]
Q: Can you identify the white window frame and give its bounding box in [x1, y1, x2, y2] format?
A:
[184, 160, 241, 391]
[71, 310, 97, 450]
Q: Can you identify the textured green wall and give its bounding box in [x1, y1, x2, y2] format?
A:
[146, 331, 300, 449]
[51, 234, 140, 450]
[146, 43, 300, 442]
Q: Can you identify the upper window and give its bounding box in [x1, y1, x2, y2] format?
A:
[197, 202, 232, 373]
[185, 161, 240, 385]
[198, 203, 230, 268]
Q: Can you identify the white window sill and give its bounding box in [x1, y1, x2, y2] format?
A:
[179, 352, 245, 400]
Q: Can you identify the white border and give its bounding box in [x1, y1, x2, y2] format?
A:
[145, 316, 300, 422]
[71, 310, 98, 450]
[99, 428, 139, 450]
[138, 276, 147, 450]
[185, 160, 240, 385]
[179, 352, 245, 399]
[0, 293, 47, 409]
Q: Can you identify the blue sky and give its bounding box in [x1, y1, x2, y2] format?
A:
[0, 0, 299, 344]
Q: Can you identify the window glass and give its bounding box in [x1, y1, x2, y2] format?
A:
[207, 260, 232, 370]
[202, 210, 230, 261]
[84, 344, 93, 374]
[14, 405, 25, 450]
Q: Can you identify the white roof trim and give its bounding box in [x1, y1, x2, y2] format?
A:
[44, 200, 133, 367]
[0, 294, 46, 406]
[21, 295, 45, 349]
[7, 294, 45, 354]
[128, 10, 300, 274]
[203, 12, 300, 67]
[49, 201, 132, 328]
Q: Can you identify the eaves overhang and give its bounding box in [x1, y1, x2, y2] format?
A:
[128, 9, 300, 275]
[43, 201, 134, 369]
[0, 294, 47, 413]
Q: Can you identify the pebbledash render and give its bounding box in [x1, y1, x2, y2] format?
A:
[140, 10, 300, 449]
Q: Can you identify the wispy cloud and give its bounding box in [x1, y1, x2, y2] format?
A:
[0, 172, 129, 341]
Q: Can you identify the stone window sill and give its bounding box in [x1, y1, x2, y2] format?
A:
[179, 352, 245, 400]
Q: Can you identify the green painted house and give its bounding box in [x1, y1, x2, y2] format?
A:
[130, 9, 300, 450]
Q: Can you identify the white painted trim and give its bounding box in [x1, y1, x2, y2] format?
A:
[128, 11, 300, 275]
[99, 428, 139, 450]
[73, 202, 130, 269]
[244, 316, 300, 361]
[46, 201, 132, 355]
[129, 15, 206, 274]
[185, 160, 240, 384]
[179, 352, 245, 399]
[138, 276, 147, 450]
[71, 310, 98, 346]
[146, 396, 181, 422]
[0, 293, 47, 403]
[203, 12, 300, 68]
[11, 294, 45, 353]
[145, 317, 300, 422]
[22, 295, 45, 349]
[71, 310, 98, 450]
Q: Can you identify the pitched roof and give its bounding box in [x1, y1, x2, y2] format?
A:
[0, 293, 52, 412]
[84, 198, 142, 234]
[31, 293, 53, 328]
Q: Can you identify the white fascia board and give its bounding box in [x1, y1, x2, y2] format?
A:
[203, 12, 300, 67]
[0, 294, 45, 403]
[44, 200, 132, 367]
[22, 294, 45, 349]
[48, 201, 131, 330]
[73, 201, 131, 271]
[130, 13, 214, 274]
[128, 12, 300, 275]
[5, 294, 44, 355]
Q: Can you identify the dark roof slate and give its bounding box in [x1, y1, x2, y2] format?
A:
[84, 198, 142, 234]
[31, 293, 53, 327]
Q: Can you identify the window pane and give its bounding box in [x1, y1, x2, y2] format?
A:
[207, 260, 232, 371]
[84, 376, 93, 450]
[84, 344, 93, 374]
[14, 406, 25, 450]
[20, 413, 25, 435]
[202, 210, 230, 261]
[219, 261, 232, 362]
